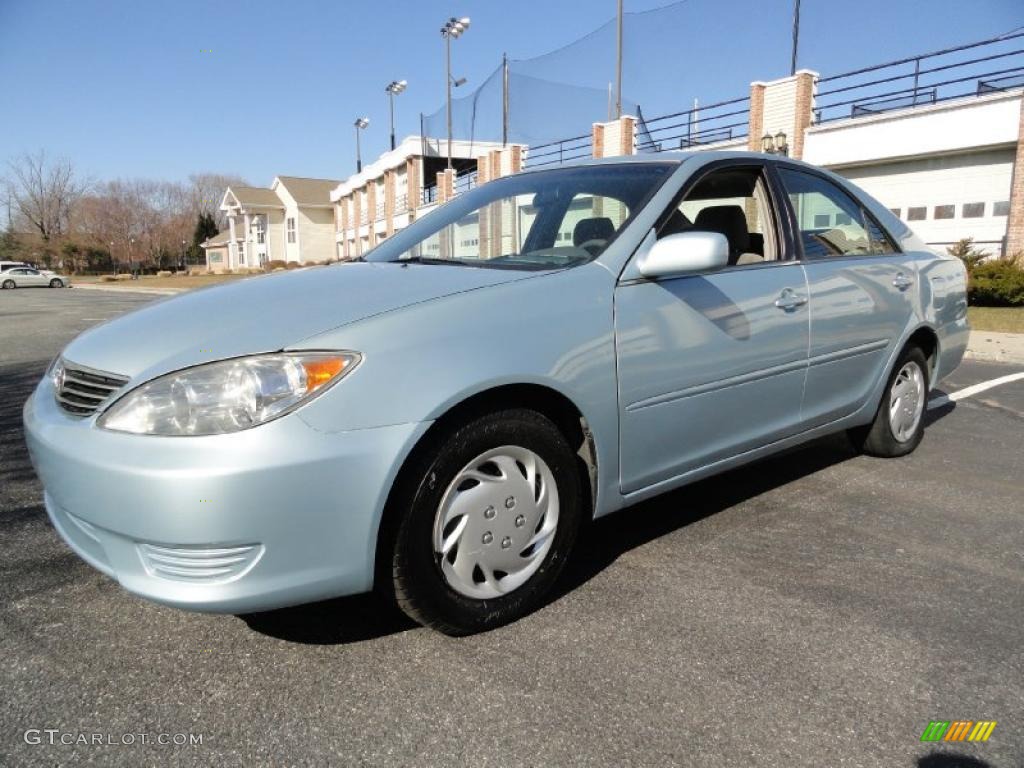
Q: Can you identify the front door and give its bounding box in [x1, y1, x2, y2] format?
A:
[615, 164, 810, 494]
[775, 166, 917, 426]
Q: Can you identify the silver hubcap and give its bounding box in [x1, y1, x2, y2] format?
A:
[433, 445, 559, 599]
[888, 361, 925, 443]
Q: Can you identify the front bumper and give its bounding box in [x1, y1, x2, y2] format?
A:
[23, 379, 428, 614]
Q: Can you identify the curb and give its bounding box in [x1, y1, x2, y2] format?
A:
[964, 331, 1024, 366]
[72, 284, 185, 296]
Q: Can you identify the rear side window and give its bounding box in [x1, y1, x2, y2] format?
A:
[778, 168, 896, 258]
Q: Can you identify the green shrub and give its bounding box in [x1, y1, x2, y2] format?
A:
[947, 237, 989, 278]
[969, 260, 1024, 307]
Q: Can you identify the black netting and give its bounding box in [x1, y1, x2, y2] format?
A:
[420, 0, 792, 152]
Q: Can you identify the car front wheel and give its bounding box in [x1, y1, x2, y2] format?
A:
[849, 346, 929, 457]
[389, 408, 582, 635]
[49, 278, 64, 288]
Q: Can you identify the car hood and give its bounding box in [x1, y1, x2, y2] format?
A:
[61, 263, 537, 381]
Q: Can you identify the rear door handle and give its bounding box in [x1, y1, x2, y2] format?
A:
[893, 272, 914, 290]
[774, 288, 808, 311]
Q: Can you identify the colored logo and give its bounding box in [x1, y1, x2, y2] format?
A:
[921, 721, 997, 742]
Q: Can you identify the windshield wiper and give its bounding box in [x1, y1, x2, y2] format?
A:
[396, 256, 478, 267]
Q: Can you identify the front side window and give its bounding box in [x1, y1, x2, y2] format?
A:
[366, 164, 672, 270]
[658, 166, 779, 265]
[778, 168, 894, 258]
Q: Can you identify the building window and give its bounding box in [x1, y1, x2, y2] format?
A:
[286, 217, 296, 244]
[237, 243, 245, 264]
[813, 213, 831, 228]
[835, 212, 852, 226]
[907, 207, 926, 221]
[889, 208, 901, 218]
[254, 218, 266, 243]
[993, 201, 1010, 216]
[962, 202, 985, 219]
[933, 205, 955, 220]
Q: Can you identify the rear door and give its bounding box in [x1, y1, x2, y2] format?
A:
[615, 161, 810, 493]
[775, 166, 916, 427]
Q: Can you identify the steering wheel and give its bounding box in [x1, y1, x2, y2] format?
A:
[576, 238, 608, 257]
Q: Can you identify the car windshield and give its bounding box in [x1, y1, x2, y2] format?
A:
[365, 163, 672, 269]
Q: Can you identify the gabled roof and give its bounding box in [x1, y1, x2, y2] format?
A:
[225, 186, 283, 208]
[201, 230, 231, 248]
[274, 176, 341, 206]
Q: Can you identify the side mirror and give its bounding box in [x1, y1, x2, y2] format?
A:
[636, 231, 729, 279]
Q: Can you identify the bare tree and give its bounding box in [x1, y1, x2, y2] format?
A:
[5, 151, 88, 243]
[188, 173, 247, 229]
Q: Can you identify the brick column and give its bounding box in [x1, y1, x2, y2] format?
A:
[592, 123, 605, 158]
[384, 169, 396, 236]
[367, 183, 378, 248]
[592, 116, 636, 158]
[406, 157, 420, 220]
[619, 116, 636, 155]
[791, 71, 815, 160]
[477, 155, 492, 257]
[340, 196, 351, 260]
[500, 144, 524, 175]
[436, 169, 455, 203]
[352, 192, 362, 256]
[749, 70, 817, 158]
[1005, 99, 1024, 256]
[748, 83, 766, 151]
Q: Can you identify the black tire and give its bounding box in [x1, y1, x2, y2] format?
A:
[49, 278, 63, 288]
[388, 408, 582, 635]
[2, 279, 15, 290]
[849, 346, 930, 458]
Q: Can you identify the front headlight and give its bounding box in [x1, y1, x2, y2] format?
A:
[97, 352, 360, 436]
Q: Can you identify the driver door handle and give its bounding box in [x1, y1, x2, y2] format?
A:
[774, 288, 808, 311]
[893, 272, 914, 290]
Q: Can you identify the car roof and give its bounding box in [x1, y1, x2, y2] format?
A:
[518, 149, 834, 176]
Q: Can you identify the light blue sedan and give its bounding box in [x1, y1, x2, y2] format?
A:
[24, 152, 968, 634]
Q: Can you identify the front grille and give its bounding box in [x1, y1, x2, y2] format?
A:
[138, 543, 263, 583]
[55, 360, 129, 416]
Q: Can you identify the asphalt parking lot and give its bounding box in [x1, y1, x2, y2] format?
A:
[1, 288, 1022, 767]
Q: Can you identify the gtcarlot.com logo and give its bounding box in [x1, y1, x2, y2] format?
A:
[24, 729, 203, 747]
[920, 720, 997, 742]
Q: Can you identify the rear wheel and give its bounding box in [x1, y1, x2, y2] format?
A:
[849, 346, 929, 457]
[49, 278, 64, 288]
[2, 279, 15, 290]
[389, 408, 582, 635]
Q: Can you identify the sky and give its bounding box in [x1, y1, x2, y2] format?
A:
[1, 0, 1021, 187]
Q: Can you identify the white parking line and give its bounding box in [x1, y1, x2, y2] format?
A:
[928, 372, 1024, 410]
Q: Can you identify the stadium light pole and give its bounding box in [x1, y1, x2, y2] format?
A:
[354, 117, 370, 173]
[790, 0, 801, 75]
[441, 16, 471, 171]
[385, 80, 407, 151]
[615, 0, 623, 118]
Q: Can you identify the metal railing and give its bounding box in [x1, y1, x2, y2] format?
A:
[454, 169, 477, 194]
[815, 31, 1024, 124]
[395, 192, 408, 213]
[421, 185, 438, 206]
[637, 96, 750, 152]
[524, 132, 593, 168]
[375, 201, 386, 221]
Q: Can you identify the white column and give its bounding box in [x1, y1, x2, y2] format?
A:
[227, 216, 237, 269]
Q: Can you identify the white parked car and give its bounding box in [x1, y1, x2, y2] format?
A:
[1, 267, 71, 289]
